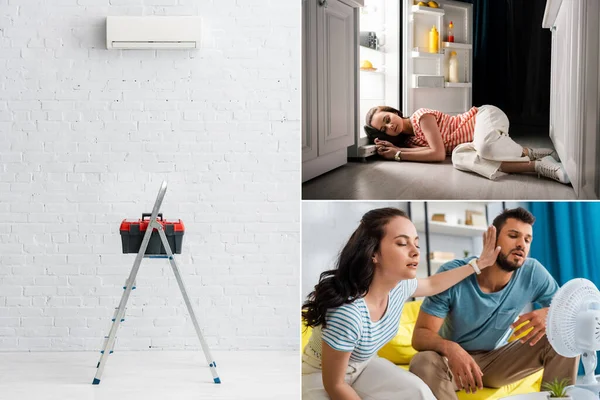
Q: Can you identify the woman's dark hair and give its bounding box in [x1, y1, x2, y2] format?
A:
[364, 106, 408, 148]
[302, 207, 410, 329]
[492, 207, 535, 238]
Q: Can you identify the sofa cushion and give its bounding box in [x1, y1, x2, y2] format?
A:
[376, 300, 422, 364]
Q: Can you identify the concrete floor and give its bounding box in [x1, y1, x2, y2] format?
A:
[303, 133, 577, 200]
[0, 351, 299, 400]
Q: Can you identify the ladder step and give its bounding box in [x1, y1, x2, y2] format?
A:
[112, 318, 125, 322]
[144, 255, 172, 259]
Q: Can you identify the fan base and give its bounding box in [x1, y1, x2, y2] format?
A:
[566, 380, 600, 400]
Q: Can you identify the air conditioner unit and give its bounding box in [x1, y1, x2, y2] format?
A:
[106, 16, 201, 50]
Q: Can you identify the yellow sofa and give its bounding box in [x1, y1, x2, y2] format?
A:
[302, 300, 543, 400]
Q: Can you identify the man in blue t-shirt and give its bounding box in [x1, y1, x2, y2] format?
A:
[409, 207, 579, 400]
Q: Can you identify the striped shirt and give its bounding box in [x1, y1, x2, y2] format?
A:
[306, 279, 418, 363]
[408, 107, 478, 154]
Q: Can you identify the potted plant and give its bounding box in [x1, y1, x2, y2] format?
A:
[541, 378, 572, 399]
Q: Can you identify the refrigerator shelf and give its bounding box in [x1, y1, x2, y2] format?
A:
[360, 69, 385, 75]
[444, 82, 472, 88]
[443, 41, 472, 50]
[411, 5, 445, 16]
[411, 50, 444, 59]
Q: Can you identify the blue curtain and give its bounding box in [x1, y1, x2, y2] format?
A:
[529, 202, 600, 374]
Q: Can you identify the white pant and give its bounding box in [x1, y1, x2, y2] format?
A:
[452, 105, 529, 180]
[302, 348, 436, 400]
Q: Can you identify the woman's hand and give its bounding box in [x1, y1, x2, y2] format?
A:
[477, 226, 501, 270]
[374, 138, 400, 160]
[377, 146, 399, 160]
[374, 138, 394, 147]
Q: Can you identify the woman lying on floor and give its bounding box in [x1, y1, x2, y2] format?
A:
[364, 105, 570, 184]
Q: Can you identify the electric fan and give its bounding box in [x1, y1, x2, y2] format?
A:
[547, 278, 600, 399]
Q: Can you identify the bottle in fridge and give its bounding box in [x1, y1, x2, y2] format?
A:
[428, 26, 439, 53]
[449, 51, 459, 83]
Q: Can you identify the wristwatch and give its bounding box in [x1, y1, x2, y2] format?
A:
[468, 258, 481, 275]
[394, 150, 402, 161]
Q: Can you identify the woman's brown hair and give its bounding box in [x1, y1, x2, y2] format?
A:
[364, 106, 408, 148]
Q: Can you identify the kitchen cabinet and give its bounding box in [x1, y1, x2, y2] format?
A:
[302, 0, 363, 182]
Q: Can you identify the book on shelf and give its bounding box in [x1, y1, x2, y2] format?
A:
[429, 251, 455, 260]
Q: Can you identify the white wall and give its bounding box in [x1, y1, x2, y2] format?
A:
[0, 1, 300, 351]
[302, 201, 407, 301]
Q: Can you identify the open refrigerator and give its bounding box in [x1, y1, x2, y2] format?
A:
[348, 0, 473, 159]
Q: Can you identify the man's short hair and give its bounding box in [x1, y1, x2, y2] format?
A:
[492, 207, 535, 237]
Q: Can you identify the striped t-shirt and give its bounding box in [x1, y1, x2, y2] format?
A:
[306, 278, 418, 363]
[408, 107, 478, 154]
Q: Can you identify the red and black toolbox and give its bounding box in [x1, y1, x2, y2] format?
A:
[119, 213, 185, 255]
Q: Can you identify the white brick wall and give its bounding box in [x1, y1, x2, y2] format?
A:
[0, 0, 300, 351]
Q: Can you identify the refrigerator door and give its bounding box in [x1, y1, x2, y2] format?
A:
[402, 0, 472, 117]
[349, 0, 401, 159]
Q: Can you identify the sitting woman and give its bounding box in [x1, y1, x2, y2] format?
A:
[301, 207, 500, 400]
[364, 105, 570, 184]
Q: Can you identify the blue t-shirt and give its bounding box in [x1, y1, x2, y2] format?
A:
[420, 257, 558, 352]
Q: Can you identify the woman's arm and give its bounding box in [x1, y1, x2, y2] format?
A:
[417, 114, 446, 161]
[321, 341, 362, 400]
[413, 264, 476, 297]
[396, 147, 432, 153]
[376, 143, 446, 162]
[397, 149, 447, 162]
[413, 225, 501, 297]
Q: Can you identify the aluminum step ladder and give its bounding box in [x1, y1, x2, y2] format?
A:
[93, 181, 220, 385]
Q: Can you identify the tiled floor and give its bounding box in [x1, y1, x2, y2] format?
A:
[0, 351, 299, 400]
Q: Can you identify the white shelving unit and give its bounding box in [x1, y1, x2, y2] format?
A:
[430, 258, 453, 270]
[411, 50, 444, 59]
[443, 41, 472, 50]
[411, 5, 445, 15]
[360, 69, 384, 75]
[403, 0, 473, 115]
[358, 0, 387, 138]
[414, 220, 487, 237]
[445, 82, 471, 88]
[411, 201, 490, 278]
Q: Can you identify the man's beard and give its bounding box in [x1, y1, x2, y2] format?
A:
[496, 249, 525, 272]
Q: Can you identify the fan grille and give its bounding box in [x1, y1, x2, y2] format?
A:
[547, 279, 600, 357]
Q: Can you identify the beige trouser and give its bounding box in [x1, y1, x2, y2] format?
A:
[452, 105, 530, 180]
[302, 347, 436, 400]
[409, 336, 579, 400]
